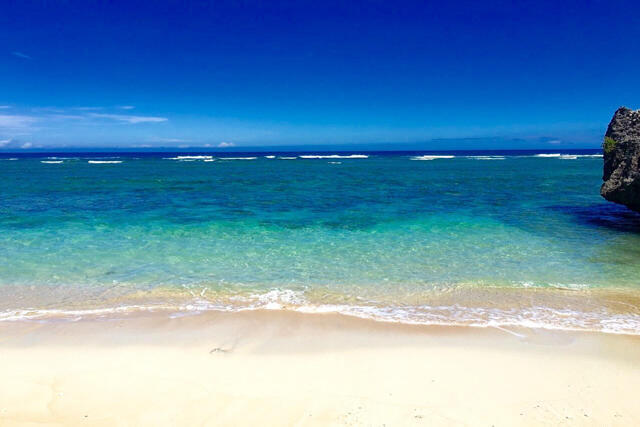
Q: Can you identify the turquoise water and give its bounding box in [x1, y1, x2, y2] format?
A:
[1, 152, 640, 332]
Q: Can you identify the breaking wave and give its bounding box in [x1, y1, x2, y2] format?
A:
[410, 155, 455, 161]
[2, 286, 639, 335]
[299, 155, 369, 159]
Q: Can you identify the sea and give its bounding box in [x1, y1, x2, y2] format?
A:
[1, 149, 640, 334]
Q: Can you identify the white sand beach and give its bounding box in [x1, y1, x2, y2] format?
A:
[1, 310, 639, 426]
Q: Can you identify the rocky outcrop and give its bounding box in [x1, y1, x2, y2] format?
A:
[601, 107, 640, 212]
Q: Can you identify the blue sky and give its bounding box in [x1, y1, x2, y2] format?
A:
[1, 0, 639, 149]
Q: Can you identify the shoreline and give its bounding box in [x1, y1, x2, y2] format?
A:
[2, 284, 640, 336]
[1, 310, 640, 425]
[4, 304, 640, 338]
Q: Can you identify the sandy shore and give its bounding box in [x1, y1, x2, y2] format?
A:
[1, 310, 639, 426]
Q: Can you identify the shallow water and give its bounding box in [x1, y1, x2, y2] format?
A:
[1, 151, 640, 333]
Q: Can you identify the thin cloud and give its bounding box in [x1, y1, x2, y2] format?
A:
[0, 139, 11, 146]
[0, 106, 10, 109]
[119, 106, 135, 110]
[88, 113, 168, 124]
[0, 114, 37, 129]
[20, 142, 33, 149]
[12, 51, 32, 60]
[217, 141, 235, 148]
[31, 107, 66, 113]
[148, 137, 189, 143]
[50, 114, 87, 120]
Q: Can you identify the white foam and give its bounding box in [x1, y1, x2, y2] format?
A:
[88, 160, 122, 164]
[299, 154, 369, 159]
[410, 155, 455, 161]
[232, 286, 640, 337]
[278, 157, 297, 160]
[249, 289, 304, 310]
[165, 155, 213, 160]
[3, 284, 638, 335]
[3, 298, 638, 336]
[41, 160, 63, 164]
[328, 161, 342, 164]
[561, 154, 603, 159]
[2, 292, 640, 336]
[0, 158, 18, 161]
[534, 153, 603, 159]
[466, 156, 505, 160]
[203, 159, 215, 162]
[219, 157, 257, 160]
[264, 155, 276, 159]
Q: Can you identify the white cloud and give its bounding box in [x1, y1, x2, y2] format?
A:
[88, 113, 167, 124]
[119, 105, 135, 110]
[217, 141, 235, 148]
[0, 106, 9, 109]
[12, 51, 32, 60]
[547, 139, 562, 144]
[0, 139, 33, 149]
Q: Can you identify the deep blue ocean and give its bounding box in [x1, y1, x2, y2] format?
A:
[1, 149, 640, 333]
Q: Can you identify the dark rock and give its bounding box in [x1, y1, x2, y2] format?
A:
[601, 107, 640, 212]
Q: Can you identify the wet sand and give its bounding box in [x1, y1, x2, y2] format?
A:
[1, 310, 639, 426]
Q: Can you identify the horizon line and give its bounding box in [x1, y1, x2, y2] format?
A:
[0, 147, 603, 154]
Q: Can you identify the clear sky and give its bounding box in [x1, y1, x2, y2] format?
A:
[1, 0, 639, 150]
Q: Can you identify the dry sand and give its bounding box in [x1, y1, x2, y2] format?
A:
[0, 310, 639, 426]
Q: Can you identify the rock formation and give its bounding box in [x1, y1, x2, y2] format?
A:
[601, 107, 640, 212]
